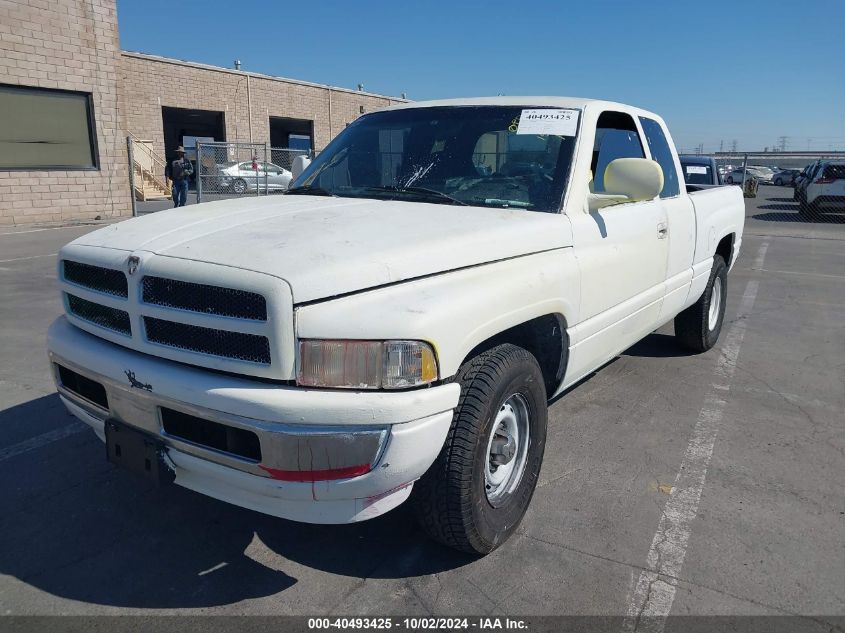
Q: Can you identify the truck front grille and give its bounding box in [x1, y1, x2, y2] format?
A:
[142, 276, 267, 321]
[143, 317, 271, 364]
[66, 294, 131, 335]
[59, 250, 288, 379]
[62, 260, 128, 298]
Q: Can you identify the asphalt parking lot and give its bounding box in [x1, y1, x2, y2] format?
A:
[0, 189, 843, 628]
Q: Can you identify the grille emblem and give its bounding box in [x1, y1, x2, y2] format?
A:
[127, 256, 140, 276]
[125, 370, 152, 391]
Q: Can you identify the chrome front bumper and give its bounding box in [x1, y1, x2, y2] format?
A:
[48, 317, 460, 523]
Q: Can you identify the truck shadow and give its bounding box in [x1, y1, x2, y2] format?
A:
[0, 395, 473, 610]
[622, 332, 695, 358]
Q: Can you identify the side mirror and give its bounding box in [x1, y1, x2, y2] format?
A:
[291, 155, 312, 181]
[604, 158, 664, 201]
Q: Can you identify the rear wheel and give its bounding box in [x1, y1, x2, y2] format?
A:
[412, 344, 548, 555]
[798, 196, 817, 221]
[774, 177, 783, 186]
[674, 255, 728, 353]
[232, 178, 248, 194]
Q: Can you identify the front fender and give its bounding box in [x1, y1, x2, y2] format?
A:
[295, 249, 580, 380]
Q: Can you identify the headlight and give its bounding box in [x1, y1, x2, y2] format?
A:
[297, 339, 438, 389]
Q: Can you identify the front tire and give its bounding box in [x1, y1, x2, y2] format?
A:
[412, 344, 548, 555]
[674, 255, 728, 352]
[774, 177, 783, 186]
[232, 178, 248, 194]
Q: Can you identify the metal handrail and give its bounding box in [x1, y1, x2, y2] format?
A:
[129, 133, 171, 195]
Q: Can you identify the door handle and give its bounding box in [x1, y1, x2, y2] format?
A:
[657, 223, 668, 239]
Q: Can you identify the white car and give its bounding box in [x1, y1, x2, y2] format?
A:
[799, 160, 845, 219]
[725, 166, 772, 184]
[725, 166, 774, 185]
[218, 161, 293, 193]
[48, 97, 744, 554]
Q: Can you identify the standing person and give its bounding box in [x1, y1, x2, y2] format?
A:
[165, 146, 193, 208]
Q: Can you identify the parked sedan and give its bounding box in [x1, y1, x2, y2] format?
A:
[724, 167, 772, 185]
[218, 161, 293, 193]
[773, 169, 800, 186]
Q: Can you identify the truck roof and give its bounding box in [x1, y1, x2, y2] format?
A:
[382, 96, 661, 120]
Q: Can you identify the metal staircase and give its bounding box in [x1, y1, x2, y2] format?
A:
[129, 134, 171, 201]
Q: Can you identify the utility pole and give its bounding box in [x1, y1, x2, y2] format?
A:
[731, 139, 738, 152]
[778, 136, 788, 152]
[719, 140, 724, 152]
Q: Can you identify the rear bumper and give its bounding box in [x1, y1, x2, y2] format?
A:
[810, 195, 845, 209]
[48, 317, 460, 523]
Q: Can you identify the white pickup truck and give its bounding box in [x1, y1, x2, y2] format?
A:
[48, 97, 744, 554]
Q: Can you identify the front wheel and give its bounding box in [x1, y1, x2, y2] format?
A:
[232, 178, 248, 194]
[774, 177, 783, 186]
[674, 255, 728, 352]
[412, 344, 548, 555]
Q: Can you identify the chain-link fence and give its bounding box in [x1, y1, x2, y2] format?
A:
[271, 147, 312, 173]
[196, 142, 312, 203]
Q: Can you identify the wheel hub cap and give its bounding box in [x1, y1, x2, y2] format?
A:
[708, 276, 722, 331]
[484, 394, 531, 507]
[490, 432, 516, 466]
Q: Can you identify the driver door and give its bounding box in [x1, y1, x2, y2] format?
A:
[565, 110, 669, 384]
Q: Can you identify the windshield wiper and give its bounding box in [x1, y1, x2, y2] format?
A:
[286, 185, 336, 197]
[362, 185, 468, 206]
[474, 197, 534, 209]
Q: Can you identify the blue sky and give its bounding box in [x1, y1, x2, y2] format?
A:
[117, 0, 845, 153]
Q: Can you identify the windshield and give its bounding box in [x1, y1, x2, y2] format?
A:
[289, 106, 579, 212]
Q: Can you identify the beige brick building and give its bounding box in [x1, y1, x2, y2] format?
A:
[0, 0, 129, 226]
[120, 52, 402, 159]
[0, 0, 405, 226]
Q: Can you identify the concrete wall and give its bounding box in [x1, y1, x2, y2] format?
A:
[120, 52, 405, 157]
[0, 0, 131, 226]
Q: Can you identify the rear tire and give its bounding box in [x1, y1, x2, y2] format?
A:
[232, 178, 247, 194]
[798, 197, 817, 221]
[774, 177, 783, 186]
[674, 255, 728, 353]
[412, 344, 548, 555]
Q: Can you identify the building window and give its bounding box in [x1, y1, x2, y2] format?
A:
[0, 84, 98, 170]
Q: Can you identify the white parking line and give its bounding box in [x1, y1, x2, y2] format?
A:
[751, 242, 769, 269]
[0, 423, 87, 463]
[0, 253, 57, 264]
[754, 268, 845, 281]
[0, 224, 104, 236]
[624, 243, 767, 632]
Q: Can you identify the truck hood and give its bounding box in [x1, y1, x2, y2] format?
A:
[74, 196, 572, 303]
